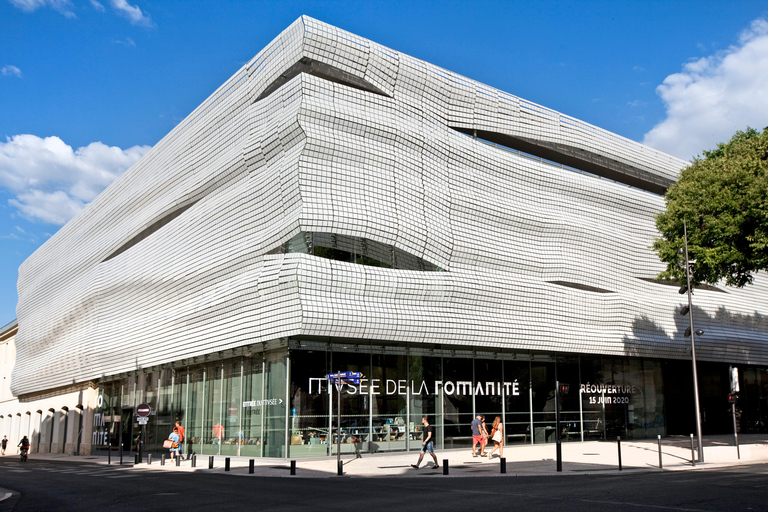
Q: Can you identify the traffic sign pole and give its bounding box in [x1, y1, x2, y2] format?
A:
[325, 372, 364, 476]
[337, 379, 341, 475]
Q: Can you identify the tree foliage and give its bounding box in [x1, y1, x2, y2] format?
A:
[653, 127, 768, 287]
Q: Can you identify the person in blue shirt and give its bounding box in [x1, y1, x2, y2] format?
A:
[168, 427, 181, 463]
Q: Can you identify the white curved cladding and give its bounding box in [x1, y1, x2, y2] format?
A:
[13, 17, 768, 396]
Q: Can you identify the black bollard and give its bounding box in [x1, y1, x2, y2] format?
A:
[290, 460, 296, 475]
[690, 434, 695, 466]
[135, 453, 140, 465]
[209, 455, 214, 469]
[337, 459, 343, 476]
[617, 436, 622, 471]
[443, 459, 449, 476]
[147, 454, 152, 465]
[192, 455, 196, 468]
[657, 435, 663, 468]
[556, 439, 562, 472]
[225, 457, 230, 472]
[500, 457, 506, 474]
[249, 459, 255, 474]
[161, 454, 165, 466]
[176, 455, 180, 467]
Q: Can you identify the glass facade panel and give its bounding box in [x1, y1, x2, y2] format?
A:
[370, 352, 407, 453]
[288, 349, 329, 457]
[202, 364, 223, 455]
[530, 361, 557, 444]
[186, 367, 205, 454]
[263, 351, 287, 458]
[329, 349, 371, 455]
[409, 355, 441, 450]
[557, 356, 581, 442]
[442, 356, 473, 449]
[474, 357, 503, 448]
[504, 360, 531, 445]
[220, 360, 242, 456]
[241, 355, 265, 457]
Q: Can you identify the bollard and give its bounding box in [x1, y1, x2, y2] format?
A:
[690, 434, 696, 466]
[443, 459, 449, 476]
[337, 459, 343, 476]
[135, 453, 140, 465]
[209, 456, 214, 469]
[176, 455, 180, 467]
[249, 459, 255, 474]
[147, 454, 152, 465]
[657, 435, 663, 469]
[225, 457, 230, 472]
[161, 454, 165, 466]
[556, 440, 562, 472]
[290, 460, 296, 476]
[617, 436, 622, 471]
[500, 457, 506, 474]
[192, 455, 196, 468]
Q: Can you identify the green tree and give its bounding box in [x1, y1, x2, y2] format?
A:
[653, 127, 768, 287]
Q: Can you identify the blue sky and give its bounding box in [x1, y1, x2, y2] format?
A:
[1, 0, 768, 324]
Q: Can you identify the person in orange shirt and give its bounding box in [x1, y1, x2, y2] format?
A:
[212, 423, 223, 445]
[175, 421, 185, 458]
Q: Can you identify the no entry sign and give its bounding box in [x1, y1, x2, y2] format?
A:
[136, 403, 151, 417]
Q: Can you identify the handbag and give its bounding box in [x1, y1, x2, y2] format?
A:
[163, 440, 172, 449]
[492, 431, 502, 443]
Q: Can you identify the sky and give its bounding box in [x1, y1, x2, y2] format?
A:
[1, 0, 767, 324]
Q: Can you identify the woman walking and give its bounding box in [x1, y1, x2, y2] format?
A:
[488, 416, 504, 458]
[168, 426, 181, 463]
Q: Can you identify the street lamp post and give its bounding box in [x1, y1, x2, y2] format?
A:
[681, 219, 705, 463]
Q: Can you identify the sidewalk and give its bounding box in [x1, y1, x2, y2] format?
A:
[10, 434, 768, 479]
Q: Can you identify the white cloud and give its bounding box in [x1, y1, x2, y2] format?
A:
[110, 0, 152, 27]
[1, 65, 23, 78]
[643, 18, 768, 160]
[90, 0, 105, 11]
[8, 0, 75, 18]
[113, 37, 136, 47]
[0, 134, 151, 225]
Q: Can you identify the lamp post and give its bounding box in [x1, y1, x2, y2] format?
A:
[680, 219, 704, 463]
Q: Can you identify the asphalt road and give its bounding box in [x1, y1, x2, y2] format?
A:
[1, 458, 766, 511]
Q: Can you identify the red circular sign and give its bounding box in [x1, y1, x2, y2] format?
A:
[136, 403, 151, 417]
[227, 403, 238, 416]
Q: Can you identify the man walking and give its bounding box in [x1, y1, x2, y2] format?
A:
[175, 421, 185, 458]
[471, 413, 484, 456]
[1, 435, 7, 455]
[411, 416, 439, 470]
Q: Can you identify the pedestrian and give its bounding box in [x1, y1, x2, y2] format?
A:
[168, 427, 181, 463]
[411, 416, 439, 470]
[1, 435, 7, 455]
[488, 416, 504, 459]
[480, 415, 489, 456]
[471, 413, 483, 457]
[175, 421, 185, 458]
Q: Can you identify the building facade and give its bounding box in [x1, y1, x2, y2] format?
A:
[8, 17, 768, 458]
